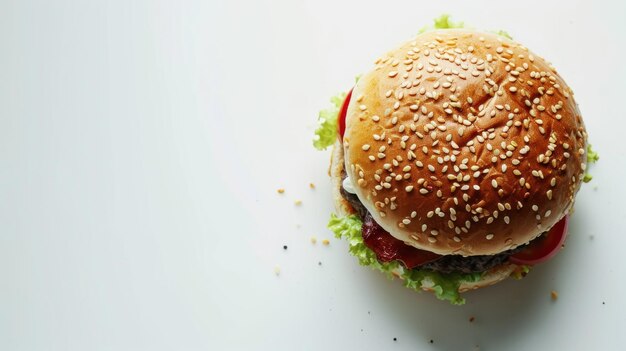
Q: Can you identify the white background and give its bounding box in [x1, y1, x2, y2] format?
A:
[1, 0, 625, 350]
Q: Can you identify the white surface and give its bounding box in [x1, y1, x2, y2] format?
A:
[1, 0, 625, 350]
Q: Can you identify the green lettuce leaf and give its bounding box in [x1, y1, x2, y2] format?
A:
[511, 265, 531, 280]
[418, 14, 465, 33]
[583, 144, 599, 183]
[587, 144, 599, 163]
[313, 92, 346, 150]
[328, 213, 483, 305]
[493, 29, 513, 40]
[404, 269, 481, 305]
[418, 14, 513, 41]
[328, 214, 400, 278]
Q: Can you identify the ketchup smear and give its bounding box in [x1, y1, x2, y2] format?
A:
[362, 213, 441, 268]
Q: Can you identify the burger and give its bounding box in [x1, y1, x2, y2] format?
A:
[314, 16, 597, 304]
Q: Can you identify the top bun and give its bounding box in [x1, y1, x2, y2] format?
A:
[343, 29, 588, 256]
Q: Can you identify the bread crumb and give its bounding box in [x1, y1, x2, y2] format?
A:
[310, 237, 317, 244]
[309, 183, 316, 189]
[551, 290, 558, 300]
[294, 200, 302, 206]
[277, 188, 285, 194]
[322, 239, 330, 246]
[274, 266, 281, 276]
[469, 316, 475, 322]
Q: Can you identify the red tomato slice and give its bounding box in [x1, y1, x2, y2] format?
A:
[337, 88, 353, 140]
[509, 216, 569, 265]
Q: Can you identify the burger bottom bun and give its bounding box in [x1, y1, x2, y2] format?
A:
[329, 139, 522, 294]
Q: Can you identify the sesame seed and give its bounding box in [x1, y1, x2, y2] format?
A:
[405, 186, 414, 192]
[492, 179, 498, 188]
[362, 144, 371, 151]
[504, 216, 510, 224]
[388, 71, 398, 77]
[486, 234, 494, 240]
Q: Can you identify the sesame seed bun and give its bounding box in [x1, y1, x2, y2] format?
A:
[343, 29, 587, 256]
[330, 140, 522, 291]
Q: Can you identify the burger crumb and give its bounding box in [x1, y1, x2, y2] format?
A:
[602, 301, 606, 305]
[322, 239, 330, 246]
[310, 237, 317, 244]
[294, 200, 302, 206]
[283, 245, 288, 250]
[429, 339, 434, 344]
[277, 188, 285, 194]
[318, 261, 322, 266]
[551, 290, 558, 300]
[274, 266, 280, 276]
[309, 183, 316, 189]
[393, 337, 397, 342]
[469, 316, 475, 322]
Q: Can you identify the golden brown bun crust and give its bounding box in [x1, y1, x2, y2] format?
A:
[343, 29, 588, 256]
